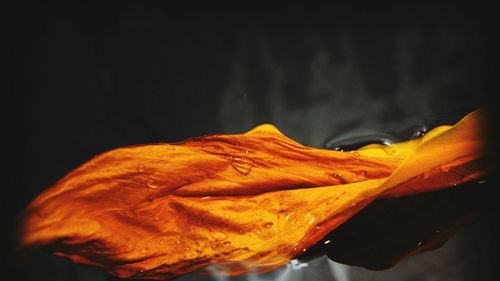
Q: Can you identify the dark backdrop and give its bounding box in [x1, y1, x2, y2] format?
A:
[7, 2, 500, 281]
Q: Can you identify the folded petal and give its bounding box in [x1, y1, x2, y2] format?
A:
[19, 109, 486, 280]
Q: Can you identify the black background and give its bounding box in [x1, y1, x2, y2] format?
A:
[6, 2, 500, 281]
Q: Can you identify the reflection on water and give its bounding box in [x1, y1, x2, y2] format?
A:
[177, 256, 339, 281]
[325, 133, 396, 151]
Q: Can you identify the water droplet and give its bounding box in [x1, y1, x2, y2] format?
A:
[256, 229, 262, 234]
[231, 161, 253, 175]
[285, 213, 291, 221]
[140, 270, 144, 273]
[201, 196, 211, 200]
[210, 231, 228, 241]
[137, 164, 145, 172]
[331, 173, 346, 184]
[324, 240, 331, 245]
[210, 144, 224, 152]
[302, 248, 307, 252]
[315, 226, 320, 229]
[146, 178, 158, 189]
[245, 150, 249, 154]
[383, 146, 397, 156]
[263, 222, 273, 228]
[417, 241, 422, 247]
[211, 242, 223, 250]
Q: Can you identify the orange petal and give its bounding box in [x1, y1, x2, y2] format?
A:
[18, 109, 486, 280]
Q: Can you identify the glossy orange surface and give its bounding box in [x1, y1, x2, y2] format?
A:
[19, 109, 486, 280]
